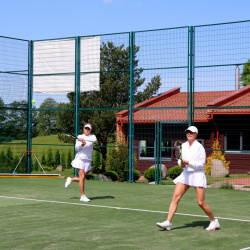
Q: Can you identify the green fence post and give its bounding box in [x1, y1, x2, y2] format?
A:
[27, 40, 33, 173]
[188, 26, 194, 126]
[128, 31, 135, 183]
[155, 121, 161, 185]
[74, 36, 81, 177]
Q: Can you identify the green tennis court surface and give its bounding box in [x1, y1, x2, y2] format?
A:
[1, 178, 250, 249]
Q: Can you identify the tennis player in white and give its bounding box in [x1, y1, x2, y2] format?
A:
[156, 126, 220, 231]
[65, 124, 97, 202]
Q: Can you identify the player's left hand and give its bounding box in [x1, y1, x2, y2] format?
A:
[181, 159, 189, 168]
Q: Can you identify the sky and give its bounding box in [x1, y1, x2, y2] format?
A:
[1, 0, 250, 41]
[1, 0, 250, 107]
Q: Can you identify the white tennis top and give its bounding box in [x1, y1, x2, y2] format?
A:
[74, 134, 97, 162]
[179, 140, 206, 172]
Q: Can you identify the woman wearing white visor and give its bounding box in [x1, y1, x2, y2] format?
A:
[65, 124, 97, 202]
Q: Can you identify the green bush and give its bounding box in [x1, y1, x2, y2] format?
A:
[220, 182, 234, 190]
[106, 137, 137, 182]
[103, 171, 119, 181]
[85, 173, 94, 180]
[167, 166, 183, 179]
[144, 168, 163, 182]
[43, 166, 54, 172]
[123, 169, 141, 181]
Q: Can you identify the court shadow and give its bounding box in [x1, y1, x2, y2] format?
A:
[172, 221, 209, 230]
[157, 221, 209, 231]
[70, 196, 115, 200]
[89, 196, 115, 200]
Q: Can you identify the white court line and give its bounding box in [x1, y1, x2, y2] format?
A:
[1, 195, 250, 223]
[239, 248, 250, 250]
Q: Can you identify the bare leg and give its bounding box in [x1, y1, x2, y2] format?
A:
[195, 187, 215, 221]
[167, 182, 190, 222]
[71, 169, 86, 196]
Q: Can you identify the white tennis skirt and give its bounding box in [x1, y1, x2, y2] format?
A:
[71, 159, 91, 172]
[173, 169, 207, 188]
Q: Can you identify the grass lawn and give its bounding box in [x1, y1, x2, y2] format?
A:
[0, 178, 250, 249]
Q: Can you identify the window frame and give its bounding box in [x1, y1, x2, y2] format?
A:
[138, 139, 172, 161]
[224, 131, 250, 154]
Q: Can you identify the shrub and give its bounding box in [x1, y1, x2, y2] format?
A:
[46, 147, 54, 168]
[103, 171, 119, 181]
[123, 169, 141, 181]
[85, 173, 94, 180]
[220, 182, 234, 190]
[167, 166, 183, 179]
[144, 168, 163, 182]
[204, 140, 230, 175]
[93, 150, 102, 168]
[54, 149, 60, 168]
[41, 151, 46, 165]
[43, 166, 54, 172]
[106, 135, 137, 181]
[60, 151, 66, 169]
[67, 150, 73, 169]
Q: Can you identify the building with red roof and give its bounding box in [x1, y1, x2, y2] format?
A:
[116, 85, 250, 175]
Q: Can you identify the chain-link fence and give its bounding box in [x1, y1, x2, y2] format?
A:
[1, 20, 250, 188]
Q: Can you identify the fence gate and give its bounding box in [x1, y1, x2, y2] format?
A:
[155, 122, 188, 184]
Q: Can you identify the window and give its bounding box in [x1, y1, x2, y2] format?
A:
[225, 131, 250, 152]
[242, 131, 250, 150]
[139, 140, 171, 159]
[161, 140, 171, 158]
[139, 140, 154, 158]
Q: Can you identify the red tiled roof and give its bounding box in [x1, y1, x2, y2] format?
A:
[117, 85, 250, 123]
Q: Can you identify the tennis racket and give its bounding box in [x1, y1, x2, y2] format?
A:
[58, 129, 94, 142]
[173, 140, 182, 161]
[58, 129, 78, 139]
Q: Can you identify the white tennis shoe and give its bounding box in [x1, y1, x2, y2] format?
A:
[206, 219, 220, 231]
[80, 195, 90, 202]
[156, 220, 172, 231]
[65, 177, 72, 188]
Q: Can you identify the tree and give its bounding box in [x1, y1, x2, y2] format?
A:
[54, 149, 60, 168]
[41, 150, 46, 165]
[37, 98, 58, 136]
[0, 150, 7, 171]
[46, 147, 54, 167]
[4, 101, 28, 139]
[6, 147, 13, 166]
[60, 151, 66, 168]
[57, 41, 161, 171]
[106, 136, 137, 181]
[66, 150, 72, 169]
[0, 97, 7, 141]
[92, 150, 102, 168]
[0, 100, 38, 140]
[240, 59, 250, 86]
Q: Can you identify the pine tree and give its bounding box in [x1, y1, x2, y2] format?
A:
[46, 147, 54, 168]
[41, 150, 46, 165]
[0, 150, 7, 171]
[67, 150, 72, 169]
[54, 149, 60, 168]
[61, 151, 66, 169]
